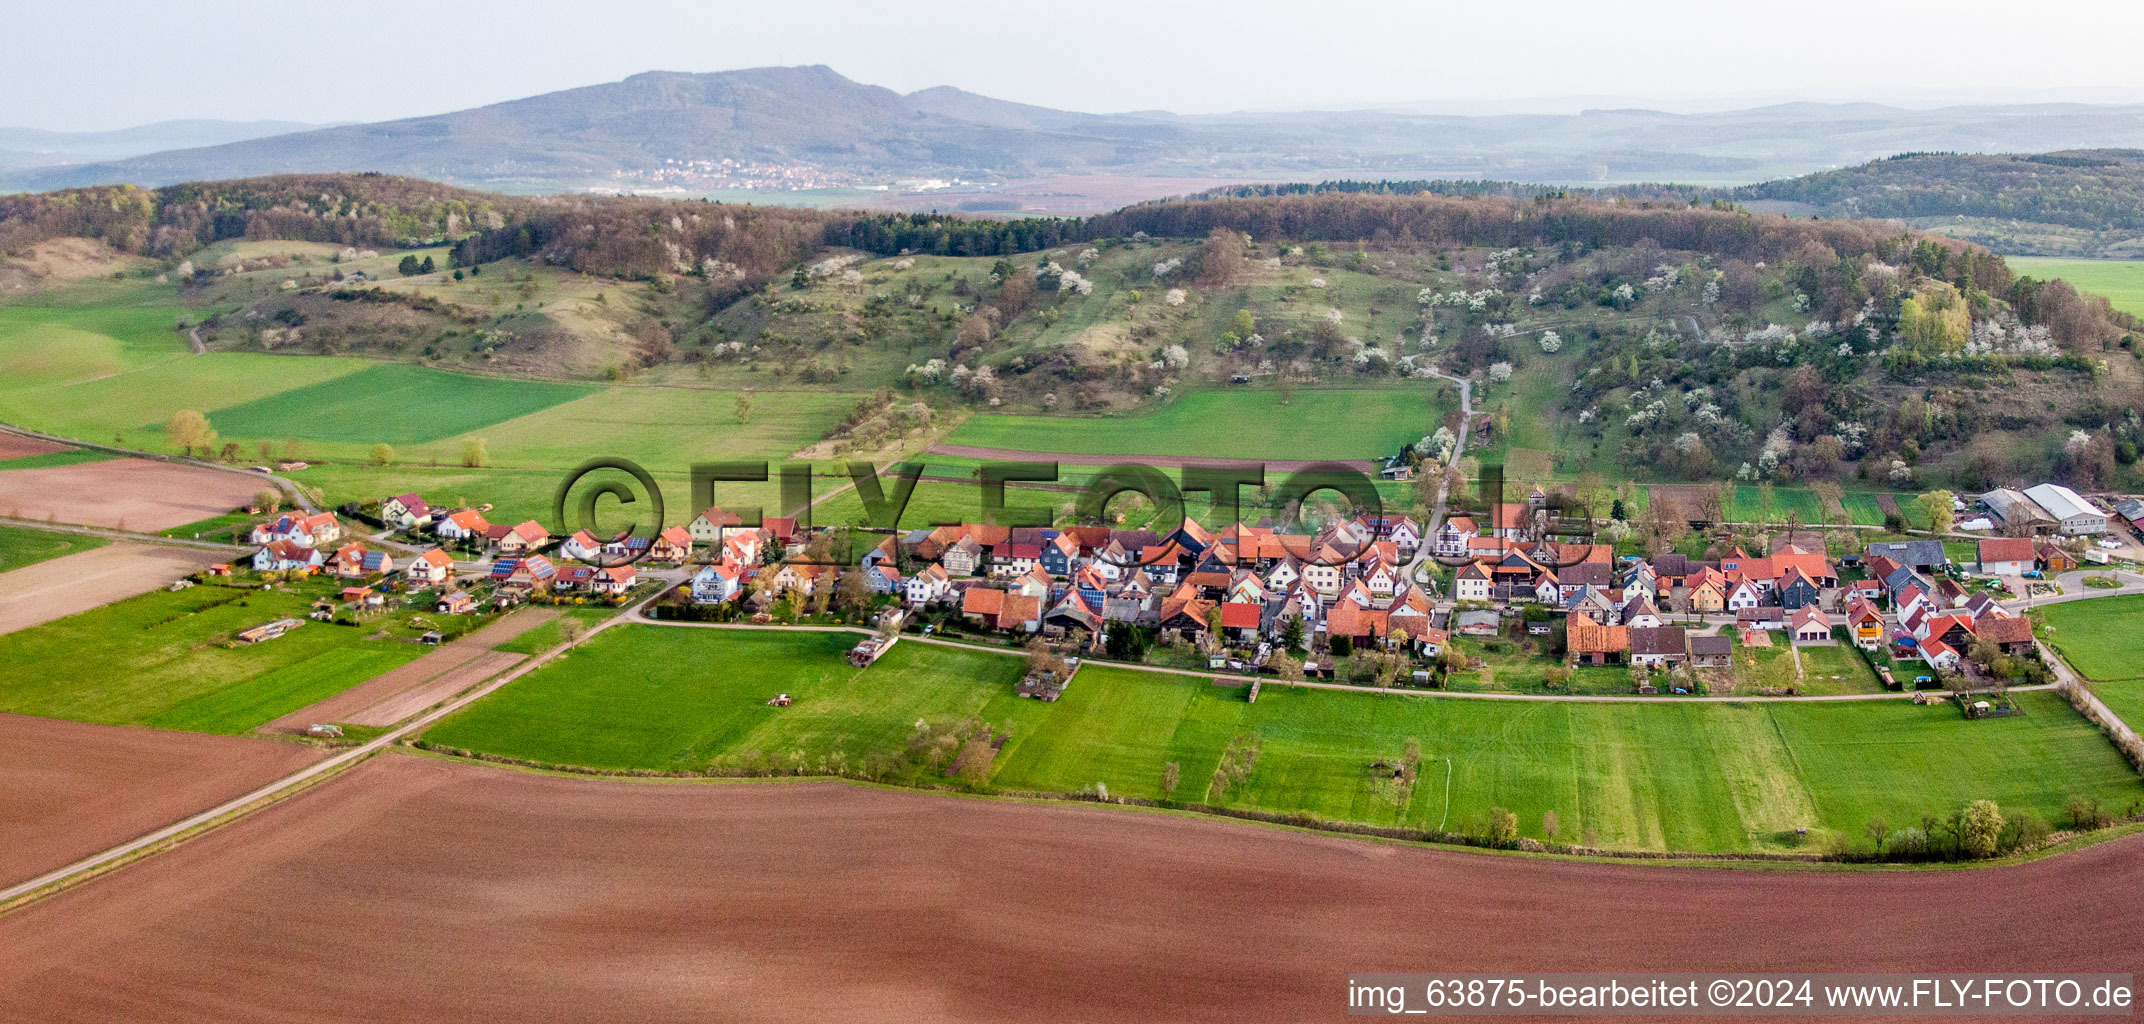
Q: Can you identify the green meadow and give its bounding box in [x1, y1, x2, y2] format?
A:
[944, 387, 1448, 461]
[2006, 257, 2144, 318]
[0, 523, 107, 573]
[2041, 595, 2144, 682]
[425, 627, 2142, 854]
[0, 581, 426, 733]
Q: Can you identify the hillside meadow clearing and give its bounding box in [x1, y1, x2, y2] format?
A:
[0, 580, 438, 733]
[2040, 595, 2144, 682]
[423, 626, 2143, 854]
[943, 386, 1448, 461]
[2006, 257, 2144, 318]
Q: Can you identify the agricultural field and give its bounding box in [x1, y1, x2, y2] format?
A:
[942, 386, 1447, 462]
[1, 352, 370, 445]
[423, 627, 2142, 853]
[0, 304, 192, 396]
[2006, 257, 2144, 318]
[2040, 595, 2144, 682]
[0, 579, 431, 732]
[0, 522, 106, 573]
[203, 364, 591, 446]
[424, 628, 1039, 771]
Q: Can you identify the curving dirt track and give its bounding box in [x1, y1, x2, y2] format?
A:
[0, 753, 2136, 1023]
[0, 458, 260, 531]
[0, 714, 320, 889]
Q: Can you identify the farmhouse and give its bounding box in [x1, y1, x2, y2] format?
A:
[1790, 607, 1833, 645]
[381, 493, 430, 527]
[687, 506, 746, 545]
[490, 520, 551, 556]
[252, 540, 323, 574]
[406, 548, 455, 585]
[651, 526, 693, 562]
[690, 560, 745, 604]
[1628, 625, 1687, 668]
[436, 509, 491, 542]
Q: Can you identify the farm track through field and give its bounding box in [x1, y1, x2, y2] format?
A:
[0, 752, 2135, 1022]
[262, 607, 560, 733]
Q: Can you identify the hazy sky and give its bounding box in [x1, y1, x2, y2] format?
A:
[11, 0, 2144, 130]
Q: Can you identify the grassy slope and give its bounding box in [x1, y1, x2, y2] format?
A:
[945, 387, 1447, 461]
[0, 523, 107, 573]
[2041, 595, 2144, 682]
[423, 627, 2143, 853]
[0, 582, 426, 732]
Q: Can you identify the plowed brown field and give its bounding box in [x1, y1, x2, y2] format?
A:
[0, 458, 259, 531]
[0, 714, 318, 888]
[0, 753, 2136, 1022]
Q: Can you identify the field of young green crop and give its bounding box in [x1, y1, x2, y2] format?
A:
[0, 523, 107, 573]
[0, 352, 369, 445]
[0, 305, 191, 395]
[424, 627, 2142, 853]
[0, 581, 426, 731]
[944, 387, 1448, 461]
[203, 364, 591, 445]
[2006, 257, 2144, 318]
[2041, 595, 2144, 682]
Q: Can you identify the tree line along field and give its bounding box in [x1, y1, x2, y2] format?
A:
[0, 580, 431, 734]
[421, 627, 2143, 854]
[2005, 257, 2144, 318]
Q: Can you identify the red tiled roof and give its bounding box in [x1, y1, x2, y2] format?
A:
[1219, 602, 1261, 629]
[1978, 537, 2036, 563]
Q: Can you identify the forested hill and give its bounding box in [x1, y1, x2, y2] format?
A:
[1724, 150, 2144, 257]
[1180, 154, 2144, 258]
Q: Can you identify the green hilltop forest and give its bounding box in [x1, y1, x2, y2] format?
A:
[2, 172, 2141, 504]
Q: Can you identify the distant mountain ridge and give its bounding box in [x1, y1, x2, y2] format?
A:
[15, 67, 2144, 197]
